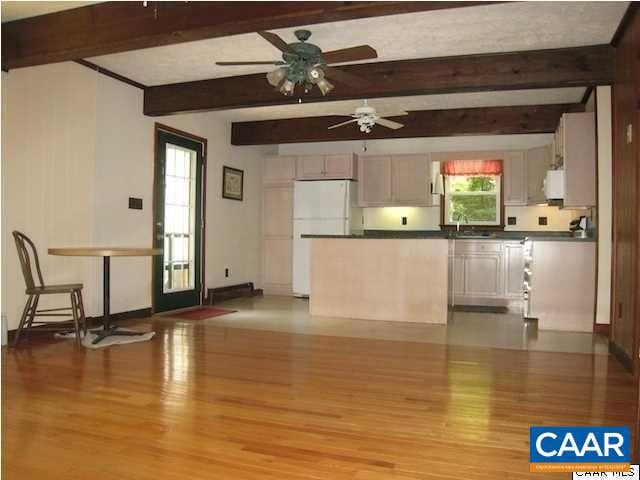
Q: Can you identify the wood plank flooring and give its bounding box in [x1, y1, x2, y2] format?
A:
[2, 311, 635, 479]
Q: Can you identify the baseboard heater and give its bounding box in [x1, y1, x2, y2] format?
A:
[206, 282, 263, 305]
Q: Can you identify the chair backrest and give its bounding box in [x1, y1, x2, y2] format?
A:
[12, 231, 45, 291]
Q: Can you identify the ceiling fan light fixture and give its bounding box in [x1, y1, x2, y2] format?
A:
[266, 67, 288, 88]
[316, 78, 334, 96]
[306, 65, 325, 84]
[279, 78, 296, 96]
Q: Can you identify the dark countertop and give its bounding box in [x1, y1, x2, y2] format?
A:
[302, 230, 596, 242]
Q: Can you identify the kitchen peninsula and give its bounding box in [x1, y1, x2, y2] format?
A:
[308, 236, 449, 324]
[305, 231, 595, 331]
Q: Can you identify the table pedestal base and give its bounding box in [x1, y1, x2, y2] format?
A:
[90, 326, 146, 345]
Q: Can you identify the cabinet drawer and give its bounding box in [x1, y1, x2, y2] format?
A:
[453, 240, 503, 254]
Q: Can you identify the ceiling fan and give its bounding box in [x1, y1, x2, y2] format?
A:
[328, 100, 407, 133]
[216, 29, 377, 97]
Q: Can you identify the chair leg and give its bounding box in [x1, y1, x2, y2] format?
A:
[76, 290, 87, 336]
[24, 294, 40, 342]
[70, 292, 82, 346]
[13, 295, 34, 347]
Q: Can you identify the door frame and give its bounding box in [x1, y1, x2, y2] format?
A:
[152, 122, 208, 311]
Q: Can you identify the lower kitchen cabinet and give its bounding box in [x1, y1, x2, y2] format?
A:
[464, 254, 502, 297]
[449, 240, 524, 310]
[503, 242, 525, 298]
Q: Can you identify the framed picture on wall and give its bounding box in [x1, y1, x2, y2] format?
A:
[222, 166, 244, 201]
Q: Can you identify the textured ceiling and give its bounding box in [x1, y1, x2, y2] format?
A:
[1, 1, 99, 22]
[218, 88, 587, 122]
[88, 1, 628, 86]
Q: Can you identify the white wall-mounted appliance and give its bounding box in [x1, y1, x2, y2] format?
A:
[292, 180, 362, 297]
[544, 170, 565, 200]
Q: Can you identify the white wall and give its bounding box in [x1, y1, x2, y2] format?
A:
[2, 62, 273, 329]
[280, 136, 578, 232]
[2, 63, 99, 328]
[595, 86, 613, 325]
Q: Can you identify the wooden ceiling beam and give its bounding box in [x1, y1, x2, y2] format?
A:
[2, 1, 500, 70]
[144, 45, 613, 116]
[230, 103, 585, 145]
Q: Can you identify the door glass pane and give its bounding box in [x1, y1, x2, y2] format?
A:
[164, 143, 197, 293]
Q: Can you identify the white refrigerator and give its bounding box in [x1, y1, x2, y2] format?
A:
[292, 180, 362, 297]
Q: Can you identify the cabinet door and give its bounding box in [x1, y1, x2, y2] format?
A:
[452, 256, 466, 297]
[503, 151, 527, 206]
[391, 154, 432, 205]
[263, 186, 293, 236]
[264, 156, 296, 185]
[262, 238, 293, 294]
[324, 154, 356, 179]
[503, 243, 524, 298]
[296, 156, 325, 180]
[526, 146, 551, 204]
[358, 156, 392, 206]
[563, 112, 596, 208]
[464, 254, 501, 297]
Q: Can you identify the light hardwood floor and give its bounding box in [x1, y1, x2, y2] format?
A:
[2, 297, 635, 480]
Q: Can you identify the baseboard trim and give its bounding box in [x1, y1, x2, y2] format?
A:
[609, 340, 633, 372]
[593, 323, 610, 336]
[7, 307, 152, 341]
[207, 283, 263, 304]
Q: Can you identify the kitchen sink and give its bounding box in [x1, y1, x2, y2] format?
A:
[455, 233, 497, 239]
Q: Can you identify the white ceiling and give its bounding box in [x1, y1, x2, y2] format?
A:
[88, 1, 628, 86]
[220, 87, 587, 122]
[1, 1, 99, 22]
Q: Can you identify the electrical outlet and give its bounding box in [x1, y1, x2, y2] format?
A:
[538, 216, 548, 226]
[225, 268, 230, 278]
[401, 216, 407, 226]
[507, 216, 517, 225]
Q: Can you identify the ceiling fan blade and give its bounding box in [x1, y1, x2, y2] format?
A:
[375, 118, 405, 130]
[322, 45, 378, 64]
[216, 61, 283, 66]
[328, 119, 358, 130]
[258, 31, 296, 54]
[324, 66, 370, 87]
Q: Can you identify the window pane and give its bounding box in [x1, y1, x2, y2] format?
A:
[449, 194, 497, 223]
[163, 144, 198, 293]
[449, 175, 496, 193]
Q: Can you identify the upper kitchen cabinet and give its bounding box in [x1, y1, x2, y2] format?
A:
[503, 151, 527, 206]
[264, 156, 297, 185]
[296, 154, 357, 180]
[358, 155, 393, 206]
[555, 112, 596, 208]
[526, 145, 552, 205]
[392, 154, 432, 205]
[358, 154, 432, 206]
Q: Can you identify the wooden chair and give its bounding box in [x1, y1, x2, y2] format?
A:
[12, 231, 86, 346]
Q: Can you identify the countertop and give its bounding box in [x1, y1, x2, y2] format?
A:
[302, 230, 596, 242]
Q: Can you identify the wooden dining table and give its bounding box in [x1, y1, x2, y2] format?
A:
[48, 247, 162, 344]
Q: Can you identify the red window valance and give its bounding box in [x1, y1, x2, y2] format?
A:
[441, 159, 503, 176]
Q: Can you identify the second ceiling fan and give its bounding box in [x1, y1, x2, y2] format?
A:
[216, 29, 377, 97]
